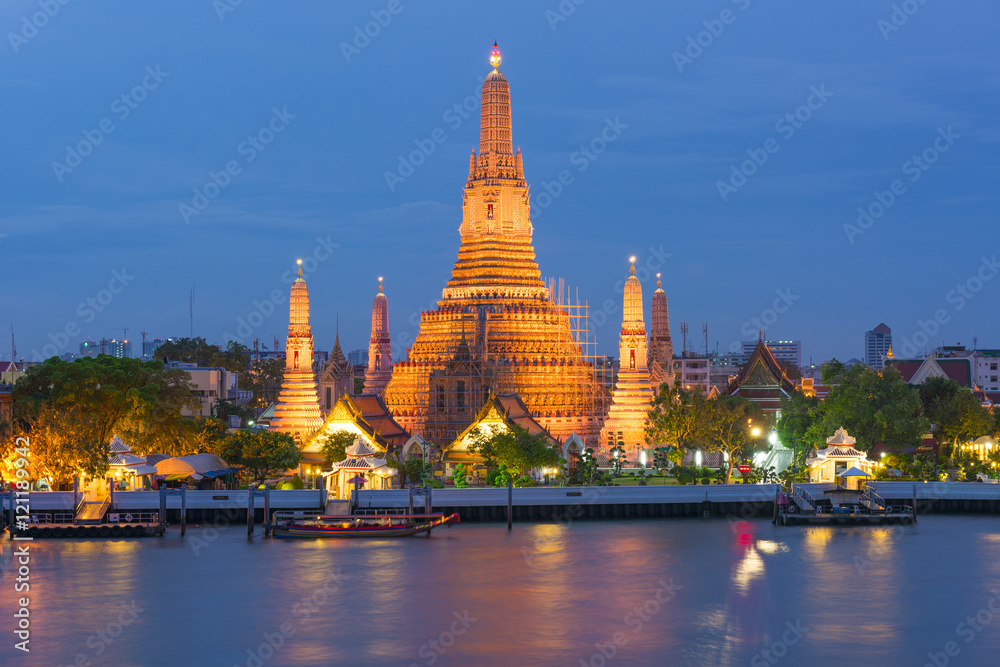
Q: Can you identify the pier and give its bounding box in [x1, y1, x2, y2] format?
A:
[2, 489, 327, 538]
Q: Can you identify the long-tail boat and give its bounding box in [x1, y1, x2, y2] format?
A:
[272, 512, 460, 538]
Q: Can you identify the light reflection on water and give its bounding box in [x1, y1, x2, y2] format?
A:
[0, 516, 998, 666]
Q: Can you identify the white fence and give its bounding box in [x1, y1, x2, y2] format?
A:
[1, 490, 325, 511]
[356, 485, 781, 509]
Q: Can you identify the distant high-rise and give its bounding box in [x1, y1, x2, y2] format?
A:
[143, 337, 173, 361]
[741, 339, 801, 369]
[79, 340, 100, 357]
[864, 324, 892, 369]
[103, 339, 132, 359]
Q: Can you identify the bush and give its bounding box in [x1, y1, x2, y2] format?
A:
[513, 474, 536, 488]
[427, 479, 444, 489]
[700, 478, 711, 485]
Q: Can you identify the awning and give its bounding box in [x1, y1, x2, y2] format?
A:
[838, 466, 872, 478]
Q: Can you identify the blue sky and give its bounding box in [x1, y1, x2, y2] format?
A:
[2, 0, 997, 365]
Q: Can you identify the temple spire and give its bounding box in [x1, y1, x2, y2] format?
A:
[480, 42, 512, 157]
[490, 41, 501, 70]
[297, 258, 303, 278]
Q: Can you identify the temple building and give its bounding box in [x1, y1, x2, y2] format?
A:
[600, 258, 655, 455]
[317, 315, 355, 412]
[270, 260, 324, 443]
[363, 278, 393, 397]
[441, 393, 561, 485]
[648, 272, 674, 391]
[303, 393, 410, 469]
[726, 336, 796, 413]
[383, 44, 608, 447]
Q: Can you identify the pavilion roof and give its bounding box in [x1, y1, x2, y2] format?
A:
[727, 338, 796, 396]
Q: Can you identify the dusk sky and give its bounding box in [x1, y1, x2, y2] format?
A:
[3, 0, 997, 365]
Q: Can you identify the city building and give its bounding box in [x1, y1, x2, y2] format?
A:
[709, 355, 743, 393]
[742, 339, 801, 369]
[166, 361, 250, 418]
[79, 340, 100, 358]
[930, 345, 1000, 393]
[103, 338, 132, 359]
[673, 354, 713, 394]
[270, 261, 324, 444]
[363, 278, 393, 396]
[864, 323, 892, 369]
[600, 258, 654, 455]
[382, 44, 609, 446]
[347, 349, 366, 366]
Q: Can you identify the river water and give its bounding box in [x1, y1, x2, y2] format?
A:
[1, 516, 999, 666]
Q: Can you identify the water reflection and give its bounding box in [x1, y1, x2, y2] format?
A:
[2, 518, 999, 666]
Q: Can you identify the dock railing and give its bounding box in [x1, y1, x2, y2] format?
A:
[860, 486, 887, 512]
[790, 485, 816, 512]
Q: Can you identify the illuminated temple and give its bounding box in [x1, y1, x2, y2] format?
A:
[270, 261, 324, 442]
[600, 258, 655, 455]
[383, 44, 609, 446]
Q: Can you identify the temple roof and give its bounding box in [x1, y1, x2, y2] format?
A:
[727, 338, 796, 396]
[313, 393, 410, 451]
[886, 357, 973, 388]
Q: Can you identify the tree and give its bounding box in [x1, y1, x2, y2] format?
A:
[155, 338, 251, 372]
[608, 444, 628, 476]
[5, 356, 200, 485]
[807, 365, 927, 452]
[568, 448, 611, 486]
[776, 391, 820, 452]
[700, 396, 769, 484]
[450, 462, 469, 488]
[467, 425, 560, 478]
[316, 430, 358, 467]
[242, 357, 285, 409]
[218, 429, 301, 481]
[646, 381, 711, 452]
[918, 376, 994, 453]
